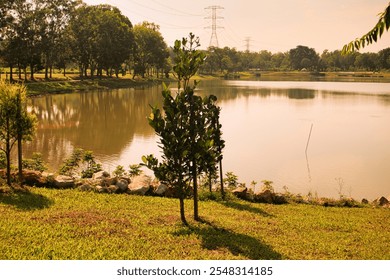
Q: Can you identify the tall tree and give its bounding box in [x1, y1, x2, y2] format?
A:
[132, 22, 168, 78]
[378, 47, 390, 69]
[289, 45, 320, 71]
[1, 0, 46, 80]
[69, 4, 134, 79]
[38, 0, 79, 79]
[94, 5, 134, 78]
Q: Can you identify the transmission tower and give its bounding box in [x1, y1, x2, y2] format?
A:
[205, 5, 224, 48]
[244, 37, 251, 52]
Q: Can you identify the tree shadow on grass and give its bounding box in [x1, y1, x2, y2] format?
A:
[217, 200, 274, 217]
[173, 218, 282, 260]
[0, 188, 53, 210]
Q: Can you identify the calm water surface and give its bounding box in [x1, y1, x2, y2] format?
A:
[26, 80, 390, 200]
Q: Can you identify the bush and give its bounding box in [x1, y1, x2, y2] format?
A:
[113, 165, 126, 177]
[59, 149, 102, 178]
[22, 153, 47, 172]
[129, 164, 142, 177]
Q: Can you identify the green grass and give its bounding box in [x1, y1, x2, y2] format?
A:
[5, 71, 390, 96]
[24, 78, 168, 96]
[0, 187, 389, 260]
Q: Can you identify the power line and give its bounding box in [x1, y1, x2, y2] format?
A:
[204, 5, 224, 48]
[149, 0, 203, 17]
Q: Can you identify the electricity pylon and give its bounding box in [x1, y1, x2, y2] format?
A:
[205, 5, 224, 48]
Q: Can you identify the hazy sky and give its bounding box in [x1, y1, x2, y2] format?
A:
[84, 0, 390, 53]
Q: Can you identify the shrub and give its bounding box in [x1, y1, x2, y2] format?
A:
[128, 164, 142, 177]
[113, 165, 126, 177]
[59, 149, 102, 178]
[22, 153, 47, 172]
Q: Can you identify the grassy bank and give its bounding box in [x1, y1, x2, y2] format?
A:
[0, 73, 170, 96]
[4, 71, 390, 96]
[0, 187, 389, 260]
[25, 77, 169, 96]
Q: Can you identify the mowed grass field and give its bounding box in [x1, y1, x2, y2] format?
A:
[0, 187, 389, 260]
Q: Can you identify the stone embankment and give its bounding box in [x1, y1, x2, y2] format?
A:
[230, 185, 390, 208]
[17, 169, 390, 207]
[21, 169, 175, 197]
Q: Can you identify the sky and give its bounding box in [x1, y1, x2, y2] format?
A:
[83, 0, 390, 53]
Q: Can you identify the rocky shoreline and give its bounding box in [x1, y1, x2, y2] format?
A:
[12, 169, 390, 208]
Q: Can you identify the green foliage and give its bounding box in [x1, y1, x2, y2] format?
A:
[261, 180, 274, 192]
[22, 152, 47, 172]
[69, 4, 134, 79]
[59, 148, 102, 178]
[198, 189, 236, 202]
[0, 187, 389, 259]
[0, 80, 36, 185]
[172, 33, 206, 89]
[250, 180, 258, 189]
[81, 150, 102, 178]
[143, 33, 225, 224]
[128, 164, 142, 177]
[59, 148, 83, 176]
[342, 4, 390, 53]
[132, 22, 169, 78]
[0, 152, 6, 169]
[113, 165, 126, 177]
[289, 45, 320, 71]
[224, 171, 239, 188]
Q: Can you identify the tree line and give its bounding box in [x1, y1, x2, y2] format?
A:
[201, 45, 390, 74]
[0, 0, 169, 81]
[2, 0, 390, 83]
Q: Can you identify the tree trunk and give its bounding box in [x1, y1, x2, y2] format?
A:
[10, 66, 14, 82]
[192, 162, 199, 221]
[189, 91, 199, 221]
[6, 119, 11, 186]
[209, 174, 212, 192]
[30, 63, 34, 81]
[17, 135, 23, 185]
[219, 158, 224, 199]
[6, 149, 11, 186]
[45, 64, 49, 80]
[17, 90, 23, 185]
[179, 196, 187, 226]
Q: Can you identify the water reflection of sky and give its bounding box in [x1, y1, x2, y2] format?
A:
[23, 81, 390, 200]
[225, 80, 390, 95]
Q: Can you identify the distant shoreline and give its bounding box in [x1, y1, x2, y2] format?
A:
[2, 71, 390, 96]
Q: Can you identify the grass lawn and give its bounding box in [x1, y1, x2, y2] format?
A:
[0, 187, 389, 260]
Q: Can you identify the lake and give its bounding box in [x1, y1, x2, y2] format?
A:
[25, 80, 390, 200]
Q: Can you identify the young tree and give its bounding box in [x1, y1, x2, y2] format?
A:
[142, 88, 192, 225]
[142, 34, 225, 224]
[0, 80, 36, 185]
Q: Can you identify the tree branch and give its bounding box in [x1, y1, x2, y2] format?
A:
[342, 4, 390, 54]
